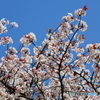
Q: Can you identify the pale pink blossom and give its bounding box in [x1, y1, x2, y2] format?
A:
[0, 36, 13, 45]
[62, 13, 74, 23]
[1, 18, 9, 25]
[10, 22, 19, 28]
[0, 22, 7, 34]
[74, 9, 86, 16]
[6, 47, 17, 54]
[0, 7, 99, 100]
[58, 22, 71, 32]
[20, 32, 36, 46]
[80, 21, 88, 31]
[77, 34, 86, 43]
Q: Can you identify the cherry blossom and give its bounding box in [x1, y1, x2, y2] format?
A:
[20, 32, 36, 46]
[0, 36, 13, 45]
[62, 13, 74, 23]
[0, 18, 18, 34]
[10, 22, 19, 28]
[74, 6, 88, 17]
[0, 6, 99, 100]
[0, 21, 8, 34]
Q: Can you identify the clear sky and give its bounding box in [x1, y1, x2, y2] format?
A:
[0, 0, 100, 57]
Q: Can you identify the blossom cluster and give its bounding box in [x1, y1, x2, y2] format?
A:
[0, 18, 18, 34]
[0, 6, 99, 100]
[20, 32, 36, 46]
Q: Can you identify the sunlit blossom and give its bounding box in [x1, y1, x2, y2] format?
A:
[62, 13, 74, 23]
[0, 6, 99, 100]
[20, 32, 36, 46]
[74, 8, 86, 16]
[10, 22, 19, 28]
[0, 36, 13, 45]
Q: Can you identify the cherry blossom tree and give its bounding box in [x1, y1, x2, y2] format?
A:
[0, 6, 100, 100]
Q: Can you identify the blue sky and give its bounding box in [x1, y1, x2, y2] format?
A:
[0, 0, 100, 57]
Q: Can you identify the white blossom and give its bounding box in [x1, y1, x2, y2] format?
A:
[74, 9, 86, 16]
[62, 13, 74, 23]
[10, 22, 19, 28]
[0, 22, 7, 34]
[20, 32, 36, 46]
[0, 36, 13, 45]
